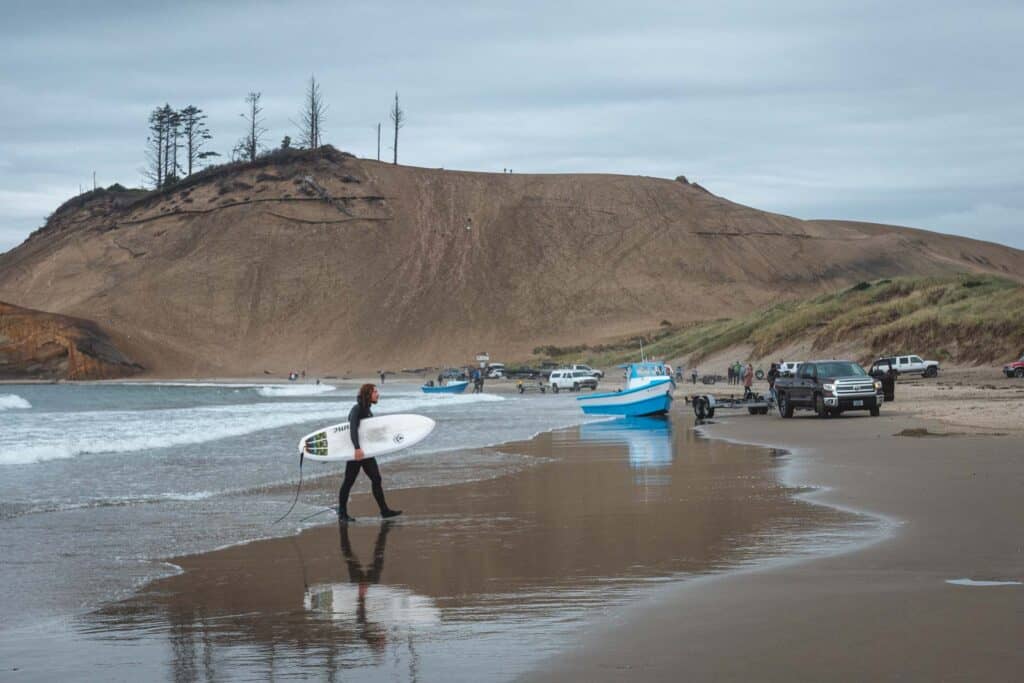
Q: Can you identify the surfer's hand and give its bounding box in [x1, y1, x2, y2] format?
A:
[354, 448, 365, 461]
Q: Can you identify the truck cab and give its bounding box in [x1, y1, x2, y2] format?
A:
[774, 360, 883, 418]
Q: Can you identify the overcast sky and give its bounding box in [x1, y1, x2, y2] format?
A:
[1, 0, 1022, 253]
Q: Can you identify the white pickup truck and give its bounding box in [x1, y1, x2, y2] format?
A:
[567, 363, 604, 379]
[869, 355, 940, 378]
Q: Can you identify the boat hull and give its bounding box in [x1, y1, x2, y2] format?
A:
[421, 381, 469, 394]
[577, 381, 673, 417]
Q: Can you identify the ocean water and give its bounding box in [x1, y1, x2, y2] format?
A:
[0, 381, 604, 631]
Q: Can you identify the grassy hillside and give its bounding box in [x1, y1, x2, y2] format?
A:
[534, 275, 1024, 367]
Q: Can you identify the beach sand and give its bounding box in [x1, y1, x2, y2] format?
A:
[522, 412, 1023, 682]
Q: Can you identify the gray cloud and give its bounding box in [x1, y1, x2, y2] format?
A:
[1, 0, 1022, 252]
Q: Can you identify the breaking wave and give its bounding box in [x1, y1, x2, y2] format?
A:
[0, 392, 503, 465]
[0, 394, 32, 410]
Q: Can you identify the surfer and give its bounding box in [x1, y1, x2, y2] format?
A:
[338, 383, 402, 522]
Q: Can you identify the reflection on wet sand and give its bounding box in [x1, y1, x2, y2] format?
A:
[304, 522, 441, 657]
[82, 414, 873, 681]
[579, 417, 673, 475]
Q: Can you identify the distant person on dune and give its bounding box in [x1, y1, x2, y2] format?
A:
[338, 383, 402, 523]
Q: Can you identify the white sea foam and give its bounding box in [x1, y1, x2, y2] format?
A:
[946, 578, 1021, 587]
[0, 392, 504, 465]
[0, 394, 32, 410]
[256, 384, 337, 397]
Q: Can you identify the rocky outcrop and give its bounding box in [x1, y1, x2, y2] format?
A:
[0, 301, 142, 380]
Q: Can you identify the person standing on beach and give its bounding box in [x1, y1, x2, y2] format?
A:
[338, 383, 402, 523]
[743, 363, 754, 398]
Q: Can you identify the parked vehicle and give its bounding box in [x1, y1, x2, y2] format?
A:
[505, 366, 541, 380]
[567, 363, 604, 379]
[1003, 355, 1024, 378]
[485, 363, 506, 379]
[777, 361, 802, 377]
[773, 360, 883, 418]
[549, 369, 599, 393]
[870, 355, 939, 378]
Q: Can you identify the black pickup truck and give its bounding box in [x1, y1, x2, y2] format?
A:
[774, 360, 883, 418]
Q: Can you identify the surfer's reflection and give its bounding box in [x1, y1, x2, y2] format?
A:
[342, 521, 391, 651]
[303, 521, 440, 655]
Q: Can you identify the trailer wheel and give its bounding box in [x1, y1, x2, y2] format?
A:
[694, 397, 712, 419]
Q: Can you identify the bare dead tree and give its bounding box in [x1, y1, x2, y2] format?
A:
[294, 76, 327, 149]
[179, 105, 218, 175]
[239, 92, 267, 162]
[144, 105, 168, 188]
[162, 105, 182, 184]
[389, 92, 404, 165]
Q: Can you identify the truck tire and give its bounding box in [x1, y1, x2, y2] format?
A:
[1016, 368, 1024, 378]
[755, 369, 765, 380]
[924, 366, 938, 378]
[778, 393, 794, 418]
[748, 407, 758, 415]
[552, 384, 559, 394]
[572, 383, 580, 392]
[870, 405, 880, 417]
[814, 393, 828, 418]
[707, 408, 715, 418]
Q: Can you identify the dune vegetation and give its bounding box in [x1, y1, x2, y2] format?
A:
[536, 275, 1024, 367]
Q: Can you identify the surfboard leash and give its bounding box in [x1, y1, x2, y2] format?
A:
[272, 450, 305, 525]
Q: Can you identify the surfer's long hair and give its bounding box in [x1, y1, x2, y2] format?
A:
[357, 383, 377, 408]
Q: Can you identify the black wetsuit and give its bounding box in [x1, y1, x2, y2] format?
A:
[338, 400, 390, 515]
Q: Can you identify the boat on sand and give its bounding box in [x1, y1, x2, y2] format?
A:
[577, 362, 673, 417]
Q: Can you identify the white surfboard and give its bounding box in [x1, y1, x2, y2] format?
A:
[299, 414, 436, 462]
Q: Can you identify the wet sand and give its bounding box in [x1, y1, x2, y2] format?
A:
[523, 412, 1023, 682]
[2, 414, 870, 681]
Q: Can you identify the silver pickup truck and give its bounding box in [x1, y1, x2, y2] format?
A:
[773, 360, 884, 418]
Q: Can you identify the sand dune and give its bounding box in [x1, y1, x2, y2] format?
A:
[0, 147, 1021, 376]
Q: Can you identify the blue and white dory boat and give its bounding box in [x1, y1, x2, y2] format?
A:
[576, 362, 674, 417]
[421, 380, 469, 394]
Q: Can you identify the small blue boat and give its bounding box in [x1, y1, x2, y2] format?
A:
[421, 380, 469, 394]
[576, 362, 674, 417]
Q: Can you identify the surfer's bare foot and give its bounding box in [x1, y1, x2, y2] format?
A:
[381, 509, 402, 519]
[338, 512, 356, 523]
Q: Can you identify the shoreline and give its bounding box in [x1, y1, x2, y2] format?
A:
[520, 411, 1023, 682]
[2, 407, 869, 680]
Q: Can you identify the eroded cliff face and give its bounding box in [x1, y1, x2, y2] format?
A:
[0, 301, 142, 380]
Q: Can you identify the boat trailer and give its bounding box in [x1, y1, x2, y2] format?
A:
[688, 392, 775, 419]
